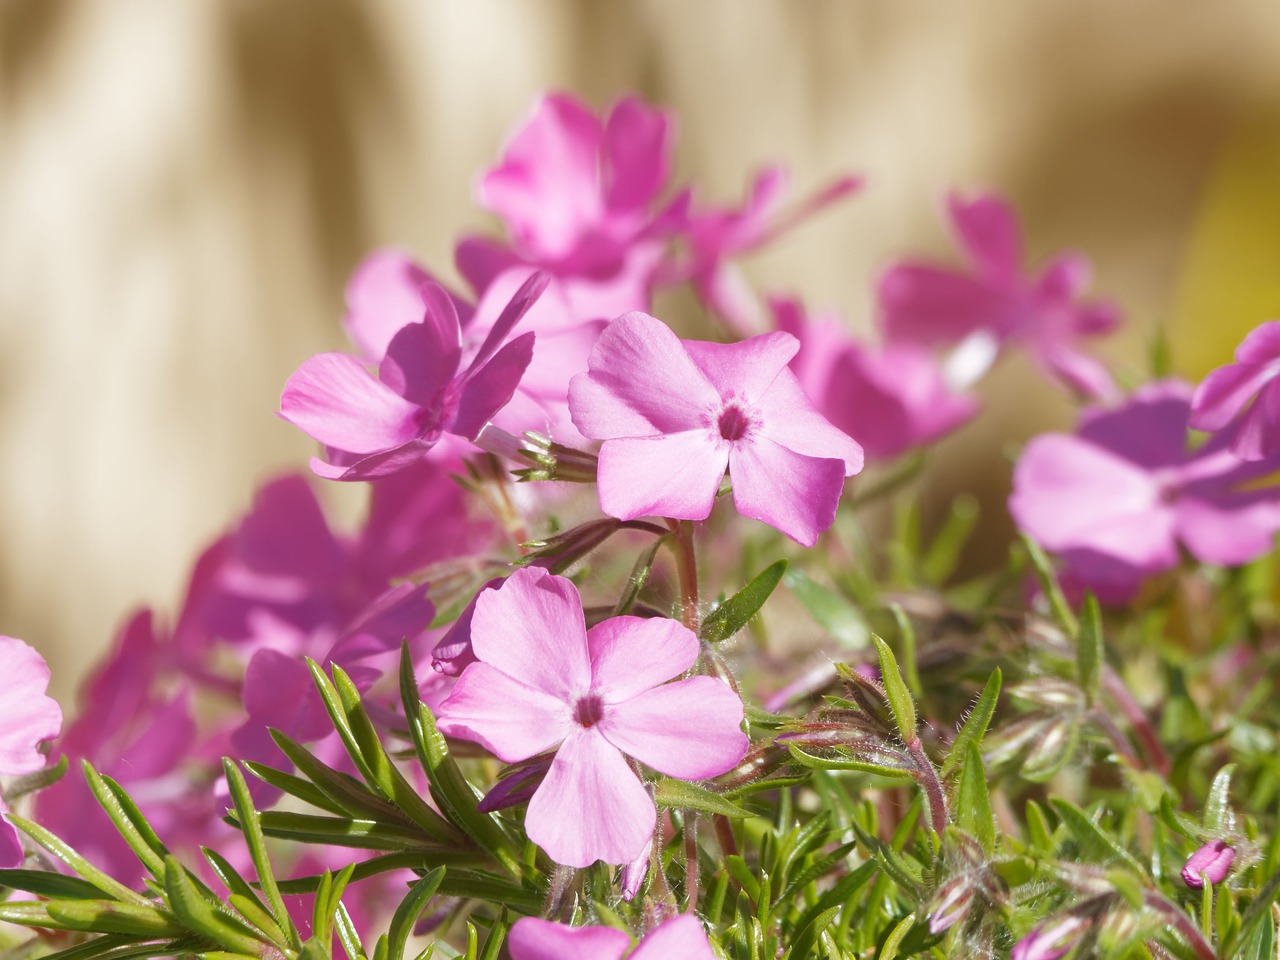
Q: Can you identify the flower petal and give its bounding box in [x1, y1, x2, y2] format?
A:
[0, 802, 24, 868]
[0, 636, 61, 776]
[752, 367, 864, 474]
[507, 917, 630, 960]
[600, 676, 747, 780]
[280, 353, 423, 455]
[587, 617, 699, 704]
[469, 567, 591, 700]
[597, 432, 726, 522]
[1235, 320, 1280, 364]
[436, 663, 570, 764]
[342, 250, 431, 361]
[526, 728, 655, 867]
[947, 192, 1022, 279]
[1176, 494, 1280, 567]
[604, 96, 672, 215]
[630, 915, 718, 960]
[877, 263, 1018, 345]
[729, 438, 848, 546]
[683, 332, 798, 403]
[450, 331, 537, 440]
[1189, 361, 1276, 433]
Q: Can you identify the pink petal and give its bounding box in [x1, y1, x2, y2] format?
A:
[240, 650, 331, 743]
[469, 567, 591, 700]
[1176, 495, 1280, 567]
[569, 312, 720, 438]
[1190, 362, 1277, 433]
[1231, 381, 1280, 460]
[307, 440, 434, 482]
[752, 367, 864, 474]
[684, 332, 798, 404]
[280, 353, 423, 455]
[379, 304, 460, 409]
[947, 192, 1022, 279]
[877, 264, 1018, 345]
[454, 236, 523, 295]
[0, 802, 23, 868]
[526, 727, 655, 867]
[729, 438, 848, 546]
[597, 432, 727, 522]
[1037, 344, 1119, 403]
[0, 636, 61, 776]
[587, 617, 699, 704]
[630, 915, 718, 960]
[508, 918, 630, 960]
[449, 331, 536, 440]
[1035, 254, 1091, 301]
[436, 663, 571, 764]
[1235, 320, 1280, 364]
[600, 676, 747, 780]
[466, 272, 549, 374]
[604, 97, 672, 215]
[1077, 380, 1193, 470]
[342, 250, 431, 360]
[233, 476, 345, 584]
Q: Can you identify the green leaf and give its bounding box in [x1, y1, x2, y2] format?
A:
[785, 569, 869, 649]
[6, 813, 153, 907]
[653, 779, 752, 818]
[44, 900, 184, 938]
[162, 856, 264, 956]
[1076, 593, 1104, 704]
[334, 903, 367, 960]
[386, 869, 446, 960]
[955, 743, 995, 856]
[83, 764, 169, 882]
[701, 560, 786, 644]
[789, 906, 841, 960]
[246, 810, 440, 851]
[872, 636, 917, 743]
[612, 536, 666, 616]
[0, 869, 112, 900]
[269, 732, 412, 825]
[1020, 534, 1078, 635]
[1048, 798, 1144, 873]
[243, 762, 350, 817]
[785, 743, 914, 780]
[202, 848, 272, 925]
[1230, 861, 1280, 957]
[879, 912, 917, 960]
[921, 493, 978, 586]
[940, 668, 1001, 780]
[887, 604, 921, 698]
[1237, 904, 1275, 960]
[1204, 763, 1237, 834]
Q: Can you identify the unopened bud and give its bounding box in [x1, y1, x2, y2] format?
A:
[1181, 840, 1235, 889]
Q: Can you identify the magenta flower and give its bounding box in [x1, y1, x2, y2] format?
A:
[1182, 840, 1236, 889]
[1190, 320, 1280, 461]
[568, 312, 864, 546]
[772, 295, 976, 460]
[0, 636, 62, 868]
[436, 567, 748, 867]
[279, 271, 546, 480]
[1010, 380, 1280, 600]
[878, 191, 1120, 400]
[508, 915, 716, 960]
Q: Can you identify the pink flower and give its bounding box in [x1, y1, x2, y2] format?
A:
[0, 636, 62, 868]
[508, 915, 717, 960]
[279, 272, 546, 480]
[772, 295, 976, 460]
[1010, 915, 1087, 960]
[1190, 320, 1280, 461]
[1010, 380, 1280, 600]
[436, 567, 747, 867]
[878, 191, 1120, 400]
[568, 312, 864, 546]
[1182, 840, 1235, 889]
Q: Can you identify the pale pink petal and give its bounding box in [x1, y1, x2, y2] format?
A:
[1234, 320, 1280, 364]
[465, 272, 549, 373]
[729, 438, 848, 546]
[508, 918, 630, 960]
[752, 367, 864, 474]
[1035, 254, 1091, 301]
[1190, 362, 1277, 432]
[877, 264, 1018, 345]
[695, 261, 766, 335]
[597, 432, 726, 522]
[1037, 344, 1119, 403]
[469, 567, 591, 700]
[587, 617, 699, 704]
[342, 250, 431, 360]
[436, 663, 571, 764]
[449, 331, 536, 440]
[1231, 381, 1280, 460]
[526, 727, 655, 867]
[0, 637, 61, 776]
[600, 676, 747, 780]
[1177, 495, 1280, 567]
[684, 332, 798, 403]
[454, 236, 522, 295]
[630, 915, 718, 960]
[947, 192, 1022, 279]
[280, 354, 423, 455]
[604, 97, 672, 215]
[569, 313, 720, 437]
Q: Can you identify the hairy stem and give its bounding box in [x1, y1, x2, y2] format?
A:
[668, 519, 700, 633]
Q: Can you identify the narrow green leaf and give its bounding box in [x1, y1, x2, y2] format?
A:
[6, 813, 153, 907]
[785, 569, 869, 649]
[0, 868, 110, 900]
[612, 536, 666, 616]
[477, 913, 508, 960]
[849, 820, 922, 895]
[921, 494, 978, 586]
[276, 853, 462, 895]
[227, 894, 286, 945]
[387, 869, 445, 960]
[872, 636, 917, 743]
[955, 743, 995, 857]
[1204, 763, 1237, 833]
[789, 906, 841, 960]
[1076, 593, 1104, 704]
[44, 900, 183, 938]
[887, 604, 921, 698]
[941, 668, 1002, 780]
[162, 856, 264, 956]
[1048, 798, 1144, 873]
[433, 871, 542, 914]
[269, 732, 412, 825]
[1237, 904, 1275, 960]
[785, 743, 914, 780]
[879, 912, 917, 960]
[244, 810, 436, 851]
[202, 848, 270, 922]
[1020, 534, 1078, 635]
[243, 762, 350, 817]
[17, 933, 136, 960]
[701, 560, 786, 644]
[222, 760, 301, 951]
[654, 779, 752, 819]
[1230, 861, 1280, 957]
[82, 764, 168, 881]
[334, 903, 367, 960]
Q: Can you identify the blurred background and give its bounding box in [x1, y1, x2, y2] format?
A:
[2, 0, 1279, 703]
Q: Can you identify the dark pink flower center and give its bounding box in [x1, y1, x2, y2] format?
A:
[573, 694, 605, 728]
[717, 404, 750, 442]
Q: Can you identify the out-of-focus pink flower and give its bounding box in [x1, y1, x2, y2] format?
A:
[280, 272, 546, 480]
[1010, 915, 1087, 960]
[683, 168, 860, 334]
[1182, 840, 1236, 889]
[878, 191, 1120, 400]
[772, 295, 976, 460]
[1010, 381, 1280, 601]
[436, 567, 747, 867]
[569, 312, 863, 546]
[1190, 320, 1280, 461]
[342, 250, 474, 363]
[508, 914, 716, 960]
[0, 636, 62, 868]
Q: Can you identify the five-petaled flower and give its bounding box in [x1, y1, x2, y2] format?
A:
[568, 311, 864, 546]
[0, 636, 63, 868]
[435, 566, 748, 868]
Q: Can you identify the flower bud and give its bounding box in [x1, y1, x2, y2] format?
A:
[1181, 840, 1235, 889]
[1011, 915, 1087, 960]
[927, 875, 975, 934]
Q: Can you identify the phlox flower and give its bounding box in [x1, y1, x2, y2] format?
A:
[280, 271, 546, 480]
[0, 636, 62, 868]
[1009, 380, 1280, 601]
[508, 914, 716, 960]
[878, 191, 1120, 400]
[568, 312, 864, 546]
[772, 295, 976, 460]
[1190, 320, 1280, 461]
[436, 567, 748, 868]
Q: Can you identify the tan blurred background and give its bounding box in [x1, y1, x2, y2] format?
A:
[2, 0, 1279, 704]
